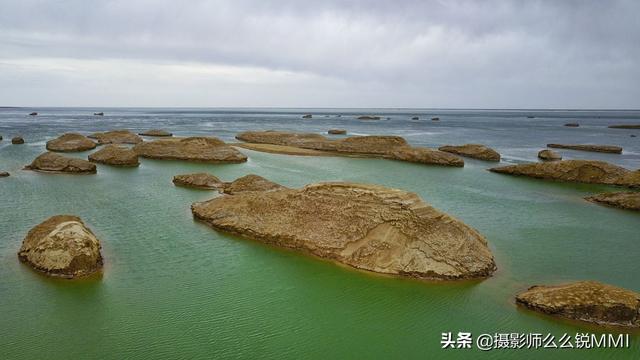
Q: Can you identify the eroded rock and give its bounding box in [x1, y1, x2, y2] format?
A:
[25, 152, 96, 174]
[547, 144, 622, 154]
[438, 144, 501, 162]
[88, 145, 139, 167]
[138, 129, 173, 137]
[538, 149, 562, 161]
[516, 281, 640, 328]
[89, 130, 143, 144]
[489, 160, 638, 187]
[586, 192, 640, 211]
[46, 133, 97, 152]
[173, 173, 224, 189]
[222, 174, 286, 194]
[609, 124, 640, 129]
[192, 182, 496, 280]
[0, 171, 9, 177]
[134, 137, 247, 163]
[18, 215, 103, 279]
[328, 129, 347, 135]
[12, 136, 24, 144]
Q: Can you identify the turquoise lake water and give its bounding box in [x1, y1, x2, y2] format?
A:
[0, 108, 639, 359]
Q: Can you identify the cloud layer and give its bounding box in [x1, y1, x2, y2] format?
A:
[1, 0, 638, 108]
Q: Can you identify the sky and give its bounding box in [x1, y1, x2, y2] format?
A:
[0, 0, 638, 108]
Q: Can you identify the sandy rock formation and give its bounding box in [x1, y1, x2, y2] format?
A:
[88, 145, 139, 167]
[192, 182, 496, 280]
[302, 114, 312, 119]
[538, 149, 562, 161]
[357, 115, 381, 120]
[564, 123, 580, 127]
[328, 129, 347, 135]
[609, 124, 640, 129]
[489, 160, 639, 187]
[138, 129, 173, 137]
[46, 133, 97, 152]
[25, 152, 97, 174]
[89, 130, 143, 144]
[18, 215, 103, 278]
[516, 281, 640, 327]
[236, 131, 464, 167]
[585, 192, 640, 211]
[173, 173, 224, 189]
[222, 174, 286, 194]
[0, 171, 9, 177]
[134, 137, 247, 163]
[547, 144, 622, 154]
[12, 136, 24, 144]
[438, 144, 501, 161]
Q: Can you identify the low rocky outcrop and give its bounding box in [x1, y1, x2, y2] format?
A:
[489, 160, 639, 187]
[538, 149, 562, 161]
[18, 215, 103, 278]
[89, 130, 143, 144]
[12, 136, 24, 144]
[328, 129, 347, 135]
[0, 135, 3, 141]
[609, 124, 640, 129]
[94, 112, 104, 116]
[46, 133, 97, 152]
[88, 145, 139, 167]
[138, 129, 173, 137]
[25, 152, 97, 174]
[236, 131, 464, 167]
[357, 115, 381, 120]
[29, 112, 37, 116]
[192, 182, 496, 280]
[222, 174, 286, 194]
[564, 123, 580, 127]
[134, 137, 247, 163]
[585, 192, 640, 211]
[173, 173, 224, 189]
[438, 144, 501, 162]
[302, 114, 312, 119]
[411, 116, 419, 120]
[547, 144, 622, 154]
[431, 117, 440, 121]
[0, 171, 9, 177]
[516, 281, 640, 328]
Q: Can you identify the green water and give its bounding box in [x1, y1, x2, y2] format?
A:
[1, 145, 639, 359]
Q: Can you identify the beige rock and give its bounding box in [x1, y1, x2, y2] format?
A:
[538, 149, 562, 161]
[138, 129, 173, 137]
[192, 182, 496, 280]
[438, 144, 501, 162]
[586, 192, 640, 211]
[516, 281, 640, 327]
[89, 145, 139, 167]
[46, 133, 97, 152]
[0, 171, 9, 177]
[12, 136, 24, 144]
[222, 174, 286, 194]
[25, 152, 96, 174]
[547, 144, 622, 154]
[89, 130, 143, 144]
[328, 129, 347, 135]
[18, 215, 103, 279]
[489, 160, 638, 187]
[564, 123, 580, 127]
[173, 173, 224, 189]
[134, 137, 247, 163]
[357, 115, 381, 120]
[236, 131, 464, 167]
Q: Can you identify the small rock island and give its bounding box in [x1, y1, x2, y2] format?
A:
[25, 152, 97, 174]
[46, 133, 97, 152]
[89, 145, 139, 167]
[134, 137, 247, 163]
[438, 144, 501, 161]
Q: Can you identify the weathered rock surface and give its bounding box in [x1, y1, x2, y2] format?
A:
[302, 114, 312, 119]
[609, 124, 640, 129]
[46, 133, 97, 152]
[431, 117, 440, 121]
[134, 137, 247, 163]
[222, 174, 286, 194]
[138, 129, 173, 137]
[192, 182, 496, 280]
[0, 171, 9, 177]
[94, 112, 104, 116]
[18, 215, 103, 278]
[357, 115, 381, 120]
[236, 131, 464, 167]
[516, 281, 640, 327]
[411, 116, 419, 120]
[438, 144, 501, 162]
[89, 130, 143, 144]
[328, 129, 347, 135]
[538, 149, 562, 161]
[29, 112, 37, 116]
[489, 160, 639, 187]
[88, 145, 139, 167]
[25, 152, 97, 174]
[12, 136, 24, 144]
[564, 123, 580, 127]
[547, 144, 622, 154]
[173, 173, 224, 189]
[586, 192, 640, 211]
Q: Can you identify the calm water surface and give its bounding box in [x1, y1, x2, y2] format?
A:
[0, 108, 639, 359]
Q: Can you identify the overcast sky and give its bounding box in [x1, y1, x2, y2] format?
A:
[0, 0, 638, 108]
